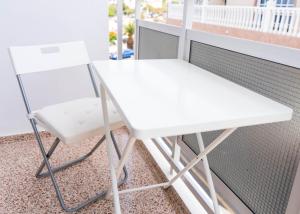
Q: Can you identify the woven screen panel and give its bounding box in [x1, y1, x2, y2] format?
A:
[138, 27, 179, 59]
[184, 41, 300, 214]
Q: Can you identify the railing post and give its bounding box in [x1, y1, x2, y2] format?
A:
[117, 0, 123, 60]
[177, 0, 194, 60]
[262, 0, 275, 32]
[201, 0, 208, 22]
[134, 0, 141, 59]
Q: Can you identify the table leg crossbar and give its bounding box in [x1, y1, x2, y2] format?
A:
[166, 128, 236, 214]
[118, 182, 169, 195]
[166, 128, 236, 188]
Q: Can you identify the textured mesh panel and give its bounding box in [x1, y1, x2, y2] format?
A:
[138, 27, 179, 59]
[184, 41, 300, 214]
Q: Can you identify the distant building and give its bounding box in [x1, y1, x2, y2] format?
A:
[108, 0, 163, 9]
[194, 0, 299, 7]
[109, 0, 300, 8]
[108, 0, 135, 8]
[144, 0, 163, 8]
[124, 0, 135, 8]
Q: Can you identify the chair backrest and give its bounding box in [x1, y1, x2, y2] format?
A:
[9, 41, 99, 115]
[9, 41, 90, 75]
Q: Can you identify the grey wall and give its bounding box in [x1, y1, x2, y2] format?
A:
[0, 0, 108, 136]
[185, 41, 300, 214]
[138, 27, 179, 59]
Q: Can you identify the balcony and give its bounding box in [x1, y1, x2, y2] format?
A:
[1, 1, 300, 214]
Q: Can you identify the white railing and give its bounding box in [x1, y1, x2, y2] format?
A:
[167, 4, 300, 37]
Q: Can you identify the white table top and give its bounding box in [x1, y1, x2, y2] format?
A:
[93, 59, 292, 139]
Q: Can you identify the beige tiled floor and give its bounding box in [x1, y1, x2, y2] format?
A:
[0, 127, 189, 214]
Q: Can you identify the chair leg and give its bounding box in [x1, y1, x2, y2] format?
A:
[35, 137, 60, 178]
[32, 120, 128, 212]
[35, 136, 105, 178]
[35, 132, 128, 181]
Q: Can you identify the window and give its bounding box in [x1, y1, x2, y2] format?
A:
[259, 0, 294, 7]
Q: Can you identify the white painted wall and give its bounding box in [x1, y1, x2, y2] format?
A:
[208, 0, 225, 5]
[226, 0, 256, 6]
[0, 0, 108, 136]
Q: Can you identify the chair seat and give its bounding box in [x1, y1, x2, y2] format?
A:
[33, 97, 123, 144]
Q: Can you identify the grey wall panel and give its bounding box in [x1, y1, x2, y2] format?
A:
[185, 41, 300, 214]
[138, 27, 179, 59]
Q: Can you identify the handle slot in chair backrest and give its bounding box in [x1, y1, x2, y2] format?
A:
[9, 41, 90, 75]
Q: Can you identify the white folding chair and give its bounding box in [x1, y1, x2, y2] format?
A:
[8, 41, 128, 212]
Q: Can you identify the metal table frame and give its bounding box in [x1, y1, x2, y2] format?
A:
[100, 84, 236, 214]
[94, 59, 292, 214]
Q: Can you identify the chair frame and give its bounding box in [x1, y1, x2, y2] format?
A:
[14, 60, 128, 212]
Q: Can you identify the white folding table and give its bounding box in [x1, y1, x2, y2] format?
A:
[92, 59, 292, 214]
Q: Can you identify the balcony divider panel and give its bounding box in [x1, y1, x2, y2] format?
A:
[184, 41, 300, 214]
[138, 27, 179, 59]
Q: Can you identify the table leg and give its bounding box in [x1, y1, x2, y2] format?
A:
[196, 133, 220, 214]
[100, 85, 121, 214]
[170, 136, 181, 175]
